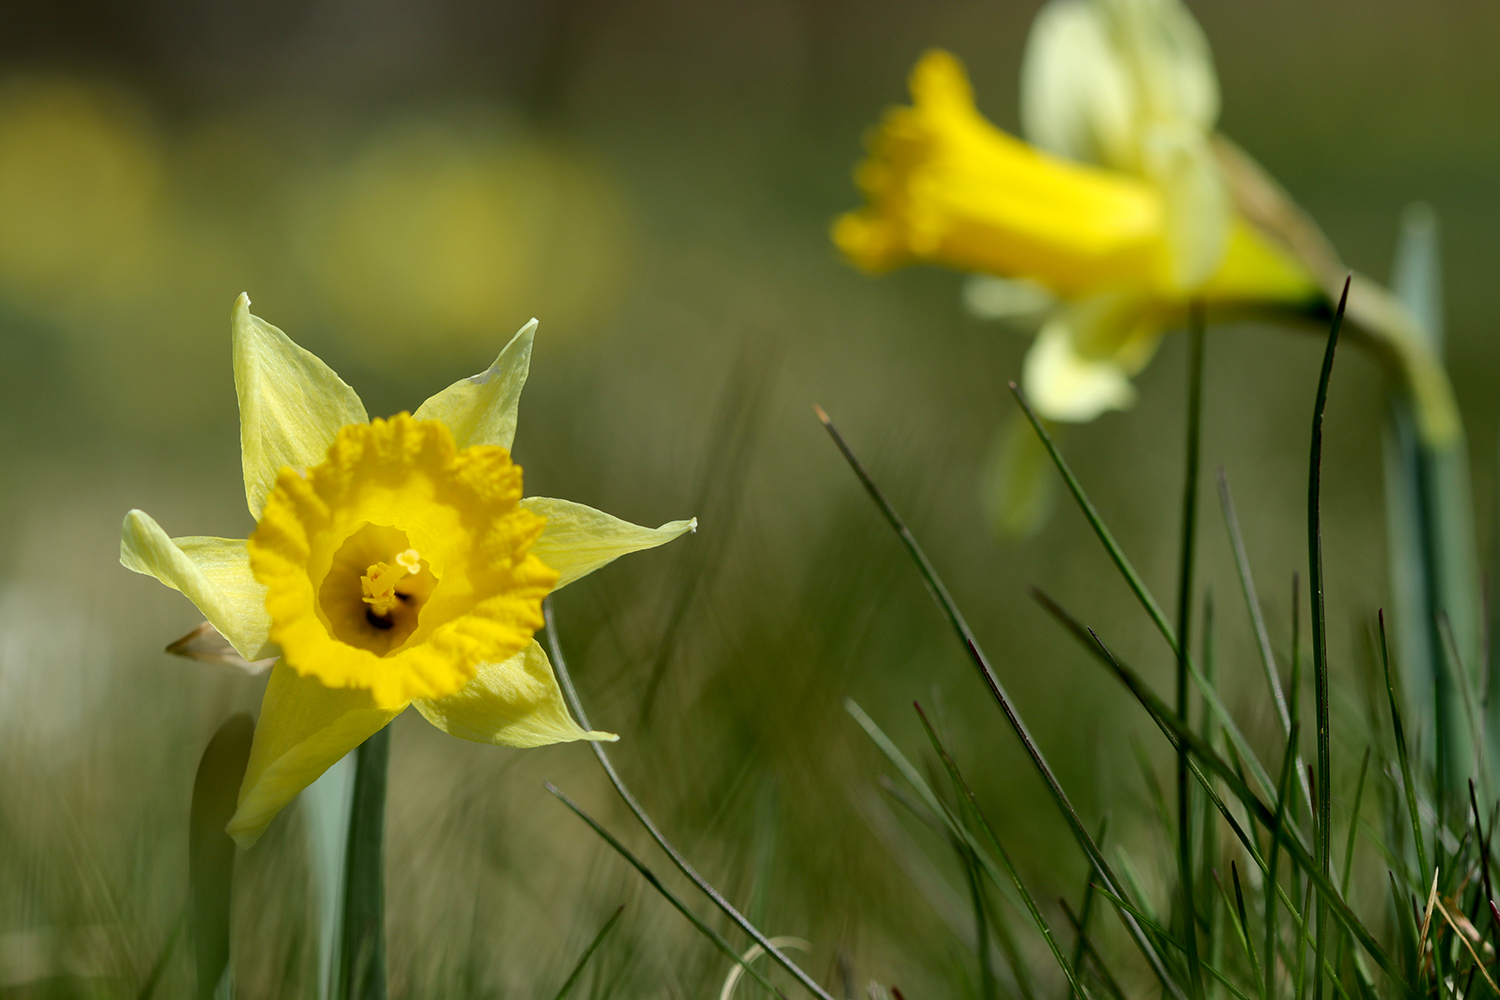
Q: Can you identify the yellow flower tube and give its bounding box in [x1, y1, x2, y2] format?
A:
[834, 50, 1317, 311]
[122, 295, 695, 847]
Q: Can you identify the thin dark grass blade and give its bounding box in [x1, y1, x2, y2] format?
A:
[1208, 868, 1256, 994]
[1011, 391, 1279, 804]
[1031, 590, 1363, 993]
[1390, 872, 1418, 980]
[545, 785, 784, 998]
[1381, 611, 1429, 881]
[1231, 862, 1264, 998]
[1070, 816, 1109, 980]
[961, 846, 998, 1000]
[190, 713, 253, 1000]
[1005, 386, 1172, 648]
[1220, 469, 1315, 816]
[340, 726, 389, 1000]
[1062, 900, 1128, 1000]
[1061, 617, 1414, 996]
[1090, 883, 1257, 1000]
[1331, 748, 1373, 986]
[815, 406, 1184, 1000]
[1343, 750, 1373, 899]
[1176, 311, 1206, 1000]
[551, 906, 625, 1000]
[1308, 277, 1351, 1000]
[913, 702, 1091, 1000]
[545, 602, 833, 1000]
[1269, 724, 1302, 1000]
[1467, 781, 1499, 957]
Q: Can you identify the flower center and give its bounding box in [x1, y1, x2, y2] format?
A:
[318, 523, 439, 656]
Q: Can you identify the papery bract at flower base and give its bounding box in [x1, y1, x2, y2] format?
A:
[122, 295, 695, 848]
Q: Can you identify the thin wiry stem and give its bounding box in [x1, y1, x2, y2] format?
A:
[1308, 277, 1351, 1000]
[815, 406, 1185, 1000]
[544, 600, 835, 1000]
[1176, 309, 1205, 1000]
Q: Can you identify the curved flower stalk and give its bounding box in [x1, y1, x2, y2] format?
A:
[121, 295, 695, 848]
[834, 0, 1458, 474]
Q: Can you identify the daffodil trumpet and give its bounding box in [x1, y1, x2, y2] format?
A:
[122, 295, 695, 848]
[834, 47, 1458, 448]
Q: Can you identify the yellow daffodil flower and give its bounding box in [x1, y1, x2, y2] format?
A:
[121, 295, 695, 848]
[834, 46, 1319, 424]
[835, 0, 1459, 534]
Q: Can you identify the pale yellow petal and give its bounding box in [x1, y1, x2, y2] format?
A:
[412, 639, 614, 747]
[412, 318, 537, 452]
[120, 510, 275, 661]
[962, 275, 1055, 321]
[233, 293, 368, 519]
[1141, 122, 1231, 292]
[1105, 0, 1219, 132]
[522, 497, 696, 590]
[1023, 316, 1137, 422]
[227, 662, 403, 849]
[1021, 0, 1135, 167]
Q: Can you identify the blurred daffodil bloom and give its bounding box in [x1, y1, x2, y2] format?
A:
[836, 46, 1317, 423]
[835, 0, 1457, 448]
[122, 295, 694, 848]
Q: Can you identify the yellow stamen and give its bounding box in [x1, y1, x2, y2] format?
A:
[361, 556, 415, 618]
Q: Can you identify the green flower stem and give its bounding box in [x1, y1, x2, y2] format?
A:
[339, 727, 388, 1000]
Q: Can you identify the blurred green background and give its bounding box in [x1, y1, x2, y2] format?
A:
[1, 1, 1498, 995]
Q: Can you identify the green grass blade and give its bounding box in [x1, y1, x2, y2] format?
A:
[1342, 749, 1373, 900]
[1308, 277, 1350, 1000]
[816, 407, 1185, 1000]
[914, 703, 1091, 1000]
[551, 906, 625, 1000]
[1006, 385, 1173, 650]
[1062, 899, 1128, 1000]
[1219, 470, 1315, 818]
[340, 726, 389, 1000]
[1176, 316, 1206, 1000]
[1231, 862, 1264, 999]
[544, 785, 783, 998]
[1065, 620, 1415, 997]
[1092, 884, 1255, 1000]
[546, 602, 833, 1000]
[1268, 724, 1302, 1000]
[961, 845, 999, 1000]
[1381, 610, 1429, 882]
[1070, 816, 1109, 981]
[190, 713, 254, 1000]
[1011, 391, 1280, 806]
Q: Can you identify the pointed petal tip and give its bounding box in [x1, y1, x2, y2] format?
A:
[587, 730, 619, 743]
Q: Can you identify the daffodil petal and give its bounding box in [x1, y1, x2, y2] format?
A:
[1141, 122, 1231, 292]
[412, 319, 536, 452]
[1021, 0, 1134, 166]
[521, 497, 696, 590]
[412, 639, 615, 747]
[1022, 317, 1137, 422]
[227, 662, 403, 849]
[233, 293, 368, 519]
[120, 510, 275, 661]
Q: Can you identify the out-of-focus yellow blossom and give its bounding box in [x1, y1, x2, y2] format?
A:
[121, 295, 694, 848]
[300, 119, 629, 361]
[834, 0, 1458, 449]
[835, 47, 1317, 423]
[0, 76, 165, 306]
